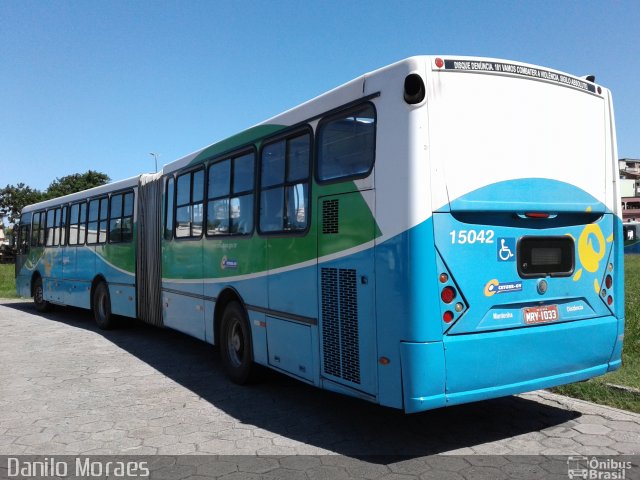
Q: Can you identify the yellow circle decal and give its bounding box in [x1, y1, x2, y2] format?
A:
[577, 224, 605, 273]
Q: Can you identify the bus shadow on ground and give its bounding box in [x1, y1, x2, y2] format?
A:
[7, 301, 580, 457]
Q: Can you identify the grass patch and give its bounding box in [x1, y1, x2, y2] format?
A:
[551, 254, 640, 413]
[552, 382, 640, 413]
[0, 263, 18, 298]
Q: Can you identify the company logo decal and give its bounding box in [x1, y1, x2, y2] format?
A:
[484, 279, 522, 296]
[220, 256, 238, 270]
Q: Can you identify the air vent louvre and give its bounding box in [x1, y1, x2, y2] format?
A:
[322, 199, 339, 234]
[321, 267, 360, 384]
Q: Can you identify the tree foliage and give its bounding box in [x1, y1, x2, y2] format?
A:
[45, 170, 110, 199]
[0, 183, 45, 224]
[0, 170, 110, 225]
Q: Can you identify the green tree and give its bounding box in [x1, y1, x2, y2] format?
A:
[45, 170, 110, 199]
[0, 183, 45, 224]
[0, 170, 110, 226]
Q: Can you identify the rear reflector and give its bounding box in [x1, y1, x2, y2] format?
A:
[441, 286, 456, 303]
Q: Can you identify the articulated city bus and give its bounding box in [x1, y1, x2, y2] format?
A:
[15, 56, 624, 413]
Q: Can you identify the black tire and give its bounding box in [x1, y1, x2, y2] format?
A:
[92, 282, 115, 330]
[33, 276, 50, 313]
[220, 301, 255, 384]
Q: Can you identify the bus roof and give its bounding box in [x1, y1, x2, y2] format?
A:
[20, 55, 607, 216]
[161, 55, 605, 175]
[21, 175, 141, 214]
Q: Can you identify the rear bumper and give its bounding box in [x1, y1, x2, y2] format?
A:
[401, 316, 620, 413]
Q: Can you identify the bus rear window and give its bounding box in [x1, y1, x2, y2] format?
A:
[518, 236, 574, 278]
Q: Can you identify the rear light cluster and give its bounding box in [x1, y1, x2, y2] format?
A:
[438, 268, 467, 326]
[600, 262, 614, 309]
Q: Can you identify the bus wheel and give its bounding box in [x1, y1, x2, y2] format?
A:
[220, 301, 254, 384]
[33, 277, 50, 313]
[93, 282, 114, 330]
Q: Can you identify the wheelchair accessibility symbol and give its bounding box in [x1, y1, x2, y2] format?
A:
[497, 238, 515, 262]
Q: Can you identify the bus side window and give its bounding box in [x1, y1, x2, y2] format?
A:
[109, 191, 134, 243]
[192, 170, 204, 237]
[230, 151, 254, 234]
[60, 206, 67, 246]
[98, 198, 108, 243]
[207, 159, 231, 235]
[259, 131, 310, 234]
[165, 177, 174, 240]
[78, 203, 87, 244]
[31, 212, 40, 247]
[52, 207, 61, 246]
[18, 224, 30, 254]
[109, 194, 122, 243]
[69, 203, 80, 245]
[175, 169, 204, 238]
[206, 151, 255, 237]
[45, 208, 56, 247]
[38, 211, 45, 246]
[87, 199, 99, 244]
[122, 192, 134, 242]
[87, 197, 108, 244]
[317, 103, 376, 182]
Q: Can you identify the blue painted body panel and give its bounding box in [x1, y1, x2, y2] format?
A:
[442, 178, 607, 214]
[406, 178, 624, 412]
[444, 316, 617, 398]
[16, 177, 624, 414]
[266, 317, 314, 381]
[17, 244, 136, 317]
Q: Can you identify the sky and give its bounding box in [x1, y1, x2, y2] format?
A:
[1, 0, 639, 192]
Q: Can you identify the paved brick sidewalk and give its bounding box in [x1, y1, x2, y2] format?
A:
[1, 299, 639, 460]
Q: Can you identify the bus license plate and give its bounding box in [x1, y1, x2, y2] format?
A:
[523, 305, 559, 324]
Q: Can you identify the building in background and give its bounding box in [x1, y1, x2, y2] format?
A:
[620, 158, 640, 222]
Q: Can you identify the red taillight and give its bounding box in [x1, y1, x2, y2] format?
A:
[443, 311, 454, 323]
[435, 57, 444, 68]
[524, 212, 550, 218]
[441, 286, 456, 303]
[607, 296, 613, 306]
[605, 275, 613, 289]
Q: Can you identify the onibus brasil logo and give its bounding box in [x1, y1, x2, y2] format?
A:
[567, 456, 633, 479]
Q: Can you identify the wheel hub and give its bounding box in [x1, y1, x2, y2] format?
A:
[232, 333, 241, 351]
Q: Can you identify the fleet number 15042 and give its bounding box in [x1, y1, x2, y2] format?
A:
[449, 230, 495, 244]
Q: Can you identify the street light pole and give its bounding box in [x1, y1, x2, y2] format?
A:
[149, 152, 159, 173]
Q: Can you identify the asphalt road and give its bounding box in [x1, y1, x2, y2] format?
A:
[0, 299, 638, 479]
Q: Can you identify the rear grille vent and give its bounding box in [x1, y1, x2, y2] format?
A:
[322, 199, 339, 234]
[321, 267, 360, 384]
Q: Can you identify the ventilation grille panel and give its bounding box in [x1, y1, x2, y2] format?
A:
[321, 268, 341, 378]
[321, 267, 360, 384]
[322, 199, 339, 234]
